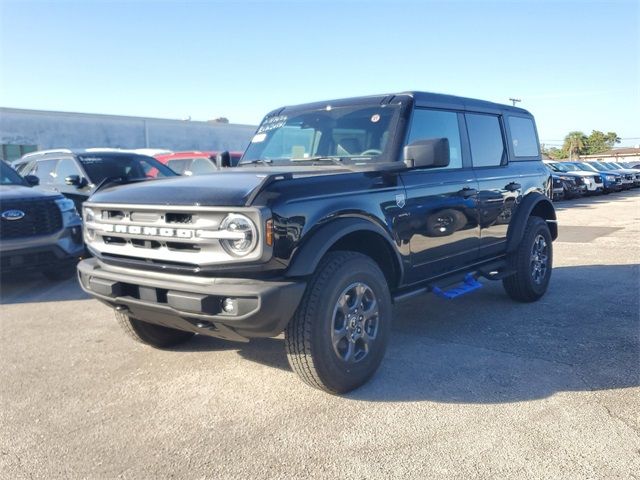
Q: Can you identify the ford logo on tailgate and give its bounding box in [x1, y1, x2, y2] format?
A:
[1, 209, 26, 221]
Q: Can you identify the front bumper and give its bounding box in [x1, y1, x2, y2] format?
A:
[77, 258, 306, 342]
[0, 225, 84, 273]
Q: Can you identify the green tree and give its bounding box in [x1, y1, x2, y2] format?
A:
[584, 130, 621, 154]
[562, 131, 587, 160]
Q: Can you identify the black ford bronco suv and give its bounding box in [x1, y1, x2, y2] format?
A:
[77, 92, 556, 393]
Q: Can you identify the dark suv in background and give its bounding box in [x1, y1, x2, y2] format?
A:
[0, 161, 83, 280]
[78, 92, 556, 393]
[13, 149, 178, 211]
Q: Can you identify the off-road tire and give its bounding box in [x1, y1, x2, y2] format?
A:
[115, 310, 194, 348]
[285, 251, 392, 394]
[503, 216, 553, 302]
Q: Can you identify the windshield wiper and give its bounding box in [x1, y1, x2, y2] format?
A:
[240, 159, 273, 167]
[291, 156, 346, 166]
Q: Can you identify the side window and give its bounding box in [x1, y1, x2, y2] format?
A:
[55, 158, 82, 184]
[466, 114, 506, 167]
[407, 109, 462, 169]
[508, 116, 539, 157]
[189, 158, 217, 175]
[33, 159, 58, 183]
[166, 159, 190, 174]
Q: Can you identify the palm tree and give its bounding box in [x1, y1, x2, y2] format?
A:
[563, 131, 587, 161]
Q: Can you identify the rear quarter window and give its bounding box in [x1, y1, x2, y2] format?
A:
[508, 116, 539, 157]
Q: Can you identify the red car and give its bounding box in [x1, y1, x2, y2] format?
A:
[155, 151, 243, 175]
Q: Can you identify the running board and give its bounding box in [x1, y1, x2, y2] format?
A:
[392, 260, 514, 303]
[432, 273, 483, 299]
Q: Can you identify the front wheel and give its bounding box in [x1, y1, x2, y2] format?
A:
[285, 251, 392, 394]
[503, 216, 553, 302]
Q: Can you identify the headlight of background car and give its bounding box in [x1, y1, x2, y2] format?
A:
[55, 197, 76, 213]
[606, 175, 615, 181]
[218, 213, 258, 257]
[55, 197, 80, 225]
[83, 207, 95, 223]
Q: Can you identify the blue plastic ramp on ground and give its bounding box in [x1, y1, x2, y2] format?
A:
[432, 273, 483, 300]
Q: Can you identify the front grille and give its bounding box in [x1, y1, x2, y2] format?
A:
[84, 203, 264, 268]
[625, 174, 633, 181]
[0, 198, 62, 240]
[573, 176, 584, 185]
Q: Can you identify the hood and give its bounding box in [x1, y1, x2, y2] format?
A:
[88, 166, 349, 207]
[0, 184, 62, 203]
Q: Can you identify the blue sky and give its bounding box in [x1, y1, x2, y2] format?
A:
[1, 0, 638, 147]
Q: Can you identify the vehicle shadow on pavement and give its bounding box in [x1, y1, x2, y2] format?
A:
[171, 335, 292, 372]
[0, 271, 89, 305]
[347, 263, 639, 402]
[553, 189, 638, 211]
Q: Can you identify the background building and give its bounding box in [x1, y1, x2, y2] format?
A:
[0, 107, 256, 162]
[579, 147, 640, 164]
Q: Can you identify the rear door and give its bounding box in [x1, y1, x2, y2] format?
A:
[399, 108, 480, 284]
[468, 113, 528, 259]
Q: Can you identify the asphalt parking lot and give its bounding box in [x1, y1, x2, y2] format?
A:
[1, 191, 639, 479]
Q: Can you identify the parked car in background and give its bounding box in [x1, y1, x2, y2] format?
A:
[154, 151, 243, 176]
[13, 149, 178, 211]
[548, 172, 565, 201]
[543, 164, 584, 200]
[584, 162, 635, 189]
[543, 160, 596, 196]
[568, 162, 623, 193]
[605, 162, 640, 186]
[0, 161, 83, 280]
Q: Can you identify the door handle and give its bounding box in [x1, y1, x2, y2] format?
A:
[457, 187, 478, 198]
[505, 182, 521, 191]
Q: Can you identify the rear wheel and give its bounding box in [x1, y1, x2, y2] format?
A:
[285, 251, 392, 394]
[115, 310, 194, 348]
[503, 216, 553, 302]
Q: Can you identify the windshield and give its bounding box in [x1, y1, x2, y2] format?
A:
[599, 162, 619, 170]
[241, 104, 401, 166]
[572, 162, 597, 172]
[548, 162, 574, 172]
[1, 162, 27, 186]
[78, 154, 177, 184]
[587, 162, 612, 172]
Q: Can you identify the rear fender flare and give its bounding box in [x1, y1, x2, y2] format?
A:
[506, 193, 557, 253]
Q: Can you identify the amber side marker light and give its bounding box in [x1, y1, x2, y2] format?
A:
[265, 218, 274, 246]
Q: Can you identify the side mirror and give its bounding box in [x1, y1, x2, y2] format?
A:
[65, 175, 87, 187]
[24, 175, 40, 186]
[403, 138, 450, 169]
[215, 151, 231, 169]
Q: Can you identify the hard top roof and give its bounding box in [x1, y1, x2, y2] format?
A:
[268, 91, 532, 117]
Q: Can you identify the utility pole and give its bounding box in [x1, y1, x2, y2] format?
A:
[509, 98, 522, 107]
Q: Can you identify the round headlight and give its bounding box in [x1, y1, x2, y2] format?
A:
[219, 214, 258, 257]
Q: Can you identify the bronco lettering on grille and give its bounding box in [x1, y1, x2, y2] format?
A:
[101, 223, 194, 238]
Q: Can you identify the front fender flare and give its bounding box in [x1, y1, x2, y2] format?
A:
[285, 217, 403, 279]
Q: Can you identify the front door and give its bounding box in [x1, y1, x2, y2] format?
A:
[399, 108, 480, 284]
